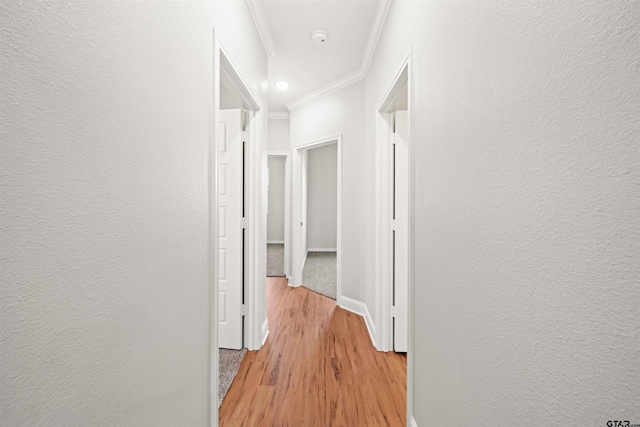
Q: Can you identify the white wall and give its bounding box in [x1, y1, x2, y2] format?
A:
[367, 1, 639, 425]
[267, 157, 286, 242]
[290, 80, 371, 303]
[267, 118, 291, 152]
[306, 143, 337, 251]
[0, 1, 267, 425]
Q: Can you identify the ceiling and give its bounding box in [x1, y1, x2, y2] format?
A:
[248, 0, 389, 114]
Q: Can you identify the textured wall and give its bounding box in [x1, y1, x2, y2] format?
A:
[307, 143, 338, 250]
[0, 1, 266, 425]
[367, 0, 639, 425]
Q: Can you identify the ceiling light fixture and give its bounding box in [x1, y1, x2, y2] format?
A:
[275, 81, 289, 90]
[311, 30, 327, 45]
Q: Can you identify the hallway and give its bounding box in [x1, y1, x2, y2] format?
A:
[2, 1, 638, 425]
[219, 277, 406, 426]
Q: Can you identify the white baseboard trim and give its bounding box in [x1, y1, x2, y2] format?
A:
[267, 240, 284, 244]
[302, 250, 308, 272]
[410, 416, 418, 427]
[338, 296, 376, 348]
[261, 319, 269, 346]
[307, 247, 337, 252]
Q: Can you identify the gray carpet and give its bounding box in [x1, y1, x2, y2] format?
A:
[218, 348, 248, 407]
[302, 251, 337, 300]
[267, 243, 285, 277]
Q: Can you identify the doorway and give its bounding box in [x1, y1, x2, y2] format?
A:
[212, 32, 265, 419]
[266, 153, 290, 278]
[304, 143, 338, 299]
[375, 49, 414, 422]
[292, 135, 342, 304]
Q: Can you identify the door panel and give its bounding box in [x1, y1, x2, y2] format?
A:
[301, 150, 308, 268]
[394, 110, 409, 352]
[295, 149, 309, 284]
[218, 108, 243, 350]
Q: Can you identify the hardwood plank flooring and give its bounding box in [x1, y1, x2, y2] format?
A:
[219, 277, 407, 427]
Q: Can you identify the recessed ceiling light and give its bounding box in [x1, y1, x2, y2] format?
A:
[275, 81, 289, 90]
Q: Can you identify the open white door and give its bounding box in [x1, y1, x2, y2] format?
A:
[294, 149, 309, 285]
[300, 150, 308, 272]
[394, 110, 409, 352]
[218, 108, 244, 350]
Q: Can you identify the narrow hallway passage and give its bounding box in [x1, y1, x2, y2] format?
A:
[219, 277, 406, 426]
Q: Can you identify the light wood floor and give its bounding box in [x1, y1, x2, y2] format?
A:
[219, 277, 407, 427]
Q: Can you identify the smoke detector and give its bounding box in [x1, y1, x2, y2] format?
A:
[311, 30, 327, 45]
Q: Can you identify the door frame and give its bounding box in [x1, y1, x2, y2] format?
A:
[211, 30, 265, 425]
[266, 151, 291, 279]
[374, 47, 414, 423]
[291, 135, 342, 306]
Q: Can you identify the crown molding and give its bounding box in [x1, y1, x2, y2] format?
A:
[286, 0, 392, 111]
[286, 69, 365, 111]
[268, 111, 290, 120]
[361, 0, 393, 75]
[246, 0, 276, 58]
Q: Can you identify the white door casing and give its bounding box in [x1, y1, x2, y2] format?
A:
[394, 110, 409, 352]
[218, 108, 244, 350]
[374, 49, 412, 352]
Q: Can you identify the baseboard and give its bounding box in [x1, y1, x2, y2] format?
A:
[286, 275, 295, 287]
[261, 319, 269, 346]
[307, 247, 337, 252]
[410, 416, 418, 427]
[267, 240, 284, 244]
[338, 296, 376, 348]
